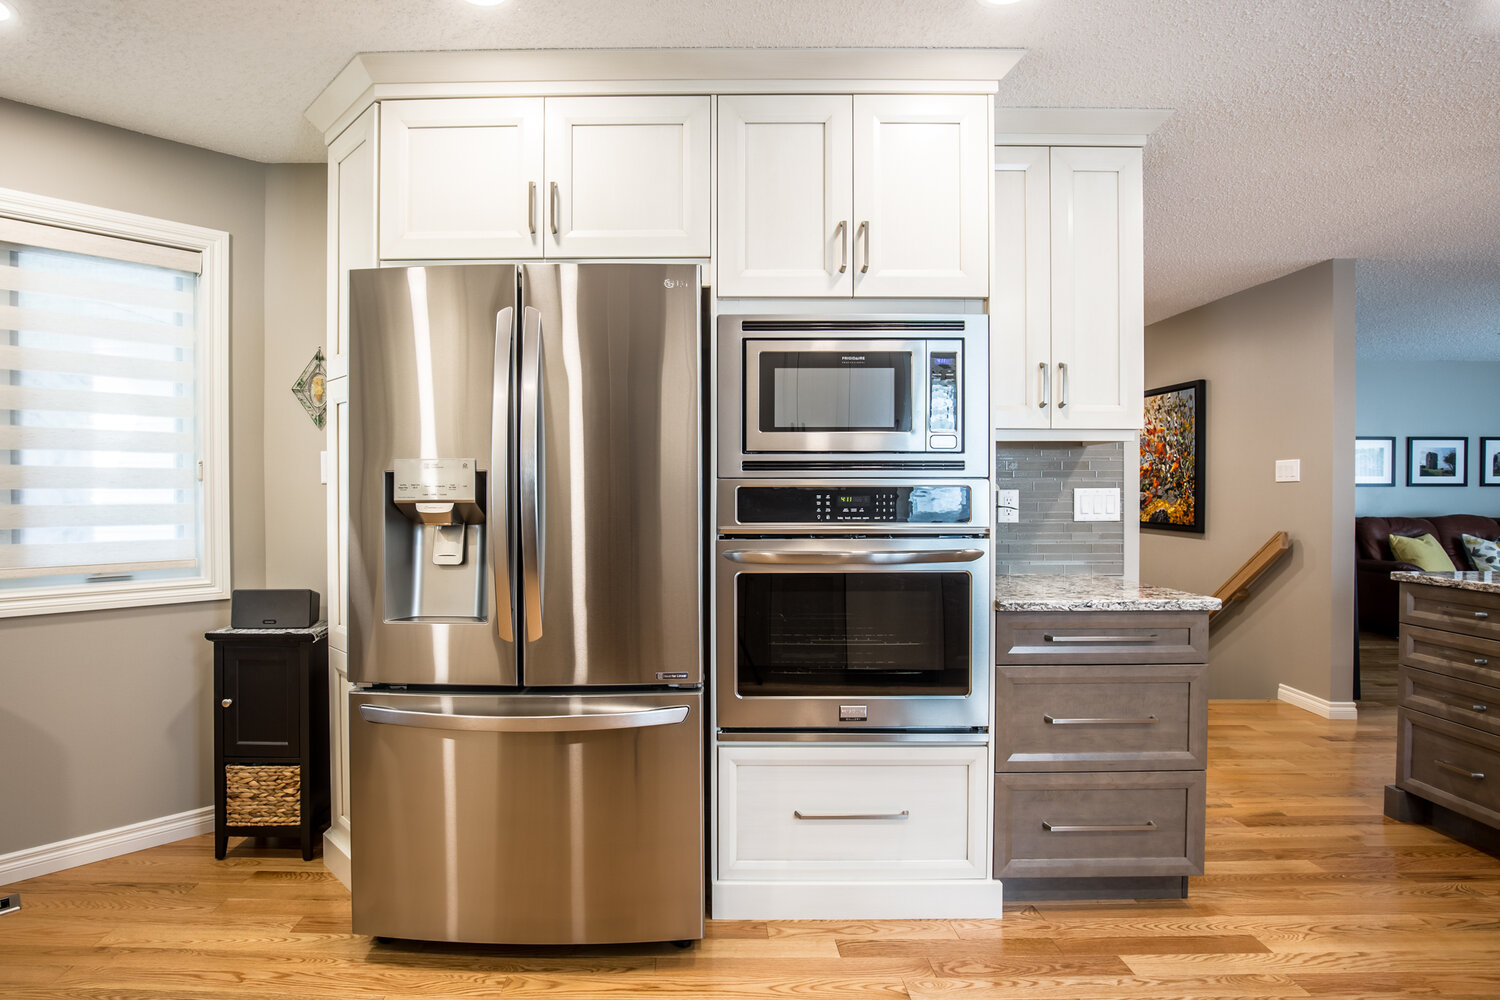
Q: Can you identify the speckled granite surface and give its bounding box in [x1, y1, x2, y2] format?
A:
[1392, 571, 1500, 595]
[205, 621, 329, 640]
[995, 575, 1221, 612]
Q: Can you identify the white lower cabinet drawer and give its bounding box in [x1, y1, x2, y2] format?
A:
[717, 745, 989, 881]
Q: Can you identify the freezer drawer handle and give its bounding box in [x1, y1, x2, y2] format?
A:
[1434, 759, 1486, 781]
[723, 549, 985, 566]
[358, 704, 689, 733]
[1043, 820, 1158, 833]
[794, 809, 910, 821]
[1044, 714, 1158, 726]
[1042, 633, 1160, 644]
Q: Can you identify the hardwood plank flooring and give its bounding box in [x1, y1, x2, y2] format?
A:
[4, 634, 1498, 999]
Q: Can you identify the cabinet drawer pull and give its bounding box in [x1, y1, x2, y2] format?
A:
[549, 181, 560, 236]
[794, 809, 909, 821]
[834, 220, 848, 274]
[1043, 820, 1158, 833]
[857, 220, 870, 274]
[1038, 362, 1049, 408]
[527, 180, 537, 235]
[1057, 361, 1069, 409]
[220, 698, 233, 709]
[1043, 634, 1161, 644]
[1475, 658, 1490, 666]
[1434, 759, 1486, 780]
[1044, 714, 1159, 726]
[1475, 611, 1491, 619]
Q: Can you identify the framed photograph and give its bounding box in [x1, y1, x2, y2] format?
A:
[1482, 437, 1500, 487]
[1406, 436, 1467, 487]
[1140, 379, 1206, 533]
[1354, 436, 1396, 486]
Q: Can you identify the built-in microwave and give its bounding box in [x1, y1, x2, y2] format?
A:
[717, 315, 989, 478]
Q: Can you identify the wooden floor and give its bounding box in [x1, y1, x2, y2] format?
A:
[5, 634, 1499, 1000]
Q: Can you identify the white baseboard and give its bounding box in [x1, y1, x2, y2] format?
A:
[1278, 684, 1359, 721]
[322, 819, 351, 889]
[712, 879, 1005, 920]
[0, 806, 214, 883]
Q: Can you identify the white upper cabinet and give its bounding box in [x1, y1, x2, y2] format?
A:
[326, 105, 378, 378]
[991, 145, 1144, 432]
[380, 98, 545, 260]
[544, 96, 711, 258]
[718, 94, 990, 298]
[379, 96, 710, 261]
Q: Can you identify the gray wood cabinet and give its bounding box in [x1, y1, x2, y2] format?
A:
[1386, 581, 1500, 847]
[994, 610, 1209, 899]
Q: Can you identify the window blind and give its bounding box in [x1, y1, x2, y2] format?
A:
[0, 233, 202, 583]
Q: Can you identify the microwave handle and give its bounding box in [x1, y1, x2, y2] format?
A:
[723, 548, 985, 566]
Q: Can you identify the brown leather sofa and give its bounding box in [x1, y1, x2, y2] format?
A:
[1356, 514, 1500, 634]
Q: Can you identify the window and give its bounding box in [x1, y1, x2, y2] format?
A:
[0, 187, 229, 617]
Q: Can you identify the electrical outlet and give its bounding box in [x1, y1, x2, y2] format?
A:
[996, 489, 1019, 524]
[1073, 487, 1121, 521]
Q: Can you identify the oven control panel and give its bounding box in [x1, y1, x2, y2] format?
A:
[736, 485, 972, 524]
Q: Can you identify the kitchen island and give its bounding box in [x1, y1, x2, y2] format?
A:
[993, 575, 1220, 899]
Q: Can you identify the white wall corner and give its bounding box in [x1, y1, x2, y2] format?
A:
[1277, 684, 1358, 721]
[0, 807, 214, 883]
[323, 820, 352, 889]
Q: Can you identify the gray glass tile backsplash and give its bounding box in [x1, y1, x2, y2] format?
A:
[994, 442, 1125, 576]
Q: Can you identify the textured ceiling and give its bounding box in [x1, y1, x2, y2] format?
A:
[1, 0, 1497, 358]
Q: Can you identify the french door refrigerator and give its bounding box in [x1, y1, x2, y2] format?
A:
[345, 263, 703, 945]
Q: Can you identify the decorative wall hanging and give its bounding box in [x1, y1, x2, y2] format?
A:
[1140, 379, 1206, 533]
[1355, 436, 1396, 486]
[1406, 436, 1467, 487]
[1482, 437, 1500, 487]
[291, 348, 327, 429]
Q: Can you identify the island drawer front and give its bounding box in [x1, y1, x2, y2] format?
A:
[718, 745, 988, 881]
[1401, 585, 1500, 643]
[1400, 625, 1500, 688]
[1398, 709, 1500, 826]
[1400, 665, 1500, 739]
[994, 770, 1205, 878]
[996, 612, 1209, 665]
[994, 663, 1207, 771]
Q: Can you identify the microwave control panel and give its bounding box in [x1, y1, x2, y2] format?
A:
[735, 485, 972, 524]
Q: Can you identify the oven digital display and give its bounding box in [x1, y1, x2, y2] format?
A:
[737, 486, 971, 523]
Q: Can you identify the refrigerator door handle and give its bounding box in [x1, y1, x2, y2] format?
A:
[358, 703, 690, 732]
[491, 306, 516, 643]
[519, 304, 545, 641]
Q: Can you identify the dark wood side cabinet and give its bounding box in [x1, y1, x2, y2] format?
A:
[994, 610, 1210, 900]
[1385, 579, 1500, 853]
[206, 623, 330, 860]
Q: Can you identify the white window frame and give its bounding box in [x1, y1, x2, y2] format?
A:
[0, 185, 231, 618]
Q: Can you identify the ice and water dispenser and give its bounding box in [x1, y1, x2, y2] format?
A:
[383, 458, 487, 622]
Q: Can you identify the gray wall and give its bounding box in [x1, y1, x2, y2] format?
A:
[994, 443, 1125, 576]
[1355, 360, 1500, 518]
[0, 100, 327, 857]
[1142, 260, 1357, 702]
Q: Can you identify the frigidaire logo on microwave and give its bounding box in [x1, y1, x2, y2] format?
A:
[841, 355, 865, 362]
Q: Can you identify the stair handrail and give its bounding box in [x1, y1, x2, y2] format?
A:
[1210, 531, 1292, 623]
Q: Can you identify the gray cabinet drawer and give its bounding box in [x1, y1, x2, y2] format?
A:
[1398, 709, 1500, 828]
[997, 612, 1208, 664]
[1401, 585, 1500, 643]
[1400, 625, 1500, 688]
[994, 663, 1207, 771]
[994, 770, 1205, 878]
[1401, 666, 1500, 739]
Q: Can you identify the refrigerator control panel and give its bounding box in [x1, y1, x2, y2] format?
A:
[393, 458, 477, 503]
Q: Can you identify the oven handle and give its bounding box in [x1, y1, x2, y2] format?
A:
[722, 548, 986, 566]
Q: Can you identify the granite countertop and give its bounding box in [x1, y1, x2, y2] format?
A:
[994, 575, 1222, 613]
[206, 621, 330, 641]
[1391, 570, 1500, 595]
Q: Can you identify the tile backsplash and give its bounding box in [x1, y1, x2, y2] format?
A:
[993, 442, 1126, 576]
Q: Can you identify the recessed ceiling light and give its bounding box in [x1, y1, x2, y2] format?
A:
[0, 2, 15, 23]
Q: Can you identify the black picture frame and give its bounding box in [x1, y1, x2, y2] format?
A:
[1354, 436, 1396, 487]
[1140, 379, 1206, 533]
[1406, 436, 1467, 487]
[1481, 437, 1500, 487]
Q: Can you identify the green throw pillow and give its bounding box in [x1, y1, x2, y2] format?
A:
[1389, 532, 1457, 572]
[1462, 533, 1500, 572]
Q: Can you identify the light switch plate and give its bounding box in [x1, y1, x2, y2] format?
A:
[1275, 459, 1301, 483]
[1074, 487, 1121, 521]
[320, 450, 329, 485]
[996, 489, 1019, 524]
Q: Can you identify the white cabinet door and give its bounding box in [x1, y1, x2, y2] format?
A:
[379, 97, 544, 260]
[324, 376, 350, 654]
[717, 95, 853, 297]
[990, 146, 1052, 429]
[1049, 146, 1144, 432]
[545, 96, 711, 258]
[853, 94, 990, 298]
[718, 744, 988, 881]
[326, 106, 377, 380]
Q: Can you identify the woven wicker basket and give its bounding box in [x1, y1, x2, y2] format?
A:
[225, 764, 301, 826]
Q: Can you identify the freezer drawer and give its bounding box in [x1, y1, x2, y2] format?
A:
[350, 690, 703, 945]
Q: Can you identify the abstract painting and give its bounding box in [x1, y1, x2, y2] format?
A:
[1140, 380, 1205, 533]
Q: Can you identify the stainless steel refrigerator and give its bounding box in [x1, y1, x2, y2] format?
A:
[345, 263, 703, 945]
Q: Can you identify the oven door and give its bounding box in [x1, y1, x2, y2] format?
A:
[715, 535, 991, 731]
[742, 339, 927, 454]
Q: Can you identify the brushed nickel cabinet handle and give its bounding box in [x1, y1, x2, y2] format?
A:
[1476, 658, 1490, 666]
[794, 810, 910, 821]
[549, 181, 559, 236]
[1474, 611, 1490, 619]
[527, 181, 536, 235]
[835, 220, 848, 274]
[1057, 361, 1069, 408]
[1038, 362, 1049, 409]
[1043, 820, 1158, 833]
[1043, 634, 1161, 644]
[1044, 714, 1159, 726]
[857, 220, 870, 274]
[1434, 759, 1485, 780]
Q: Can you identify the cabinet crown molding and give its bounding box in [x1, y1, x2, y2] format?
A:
[993, 107, 1174, 147]
[307, 48, 1023, 143]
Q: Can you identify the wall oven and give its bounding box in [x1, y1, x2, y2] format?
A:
[717, 315, 989, 478]
[715, 479, 991, 732]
